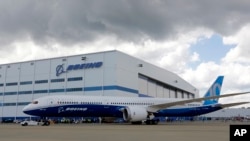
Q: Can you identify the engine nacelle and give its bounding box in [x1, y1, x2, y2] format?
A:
[122, 106, 148, 122]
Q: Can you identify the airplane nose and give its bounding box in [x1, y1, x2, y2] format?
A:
[22, 104, 31, 114]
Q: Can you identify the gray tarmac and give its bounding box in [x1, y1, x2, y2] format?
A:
[0, 121, 249, 141]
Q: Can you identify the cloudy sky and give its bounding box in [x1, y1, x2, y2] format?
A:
[0, 0, 250, 106]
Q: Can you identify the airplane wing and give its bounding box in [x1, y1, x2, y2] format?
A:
[147, 91, 250, 112]
[219, 102, 250, 108]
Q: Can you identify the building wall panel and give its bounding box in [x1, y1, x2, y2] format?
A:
[156, 85, 164, 98]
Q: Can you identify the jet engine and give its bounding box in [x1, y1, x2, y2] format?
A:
[122, 106, 148, 122]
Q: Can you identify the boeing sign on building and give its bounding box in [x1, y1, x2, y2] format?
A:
[56, 62, 103, 76]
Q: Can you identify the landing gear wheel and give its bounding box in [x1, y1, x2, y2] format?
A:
[42, 120, 50, 126]
[22, 122, 28, 126]
[131, 121, 143, 125]
[145, 120, 159, 125]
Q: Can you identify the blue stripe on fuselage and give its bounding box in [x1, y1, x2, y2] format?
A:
[24, 104, 125, 117]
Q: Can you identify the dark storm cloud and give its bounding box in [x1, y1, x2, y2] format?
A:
[0, 0, 250, 45]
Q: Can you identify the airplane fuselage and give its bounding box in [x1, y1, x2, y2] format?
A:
[22, 76, 249, 124]
[23, 95, 222, 118]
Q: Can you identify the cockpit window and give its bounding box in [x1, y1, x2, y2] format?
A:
[32, 101, 38, 104]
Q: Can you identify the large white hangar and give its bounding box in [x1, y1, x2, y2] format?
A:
[0, 50, 198, 120]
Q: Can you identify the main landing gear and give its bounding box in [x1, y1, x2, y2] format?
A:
[131, 119, 159, 125]
[145, 119, 159, 125]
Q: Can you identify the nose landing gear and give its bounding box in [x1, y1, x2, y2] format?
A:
[41, 120, 50, 126]
[40, 117, 50, 126]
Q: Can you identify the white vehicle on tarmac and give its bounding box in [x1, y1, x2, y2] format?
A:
[20, 120, 39, 126]
[20, 120, 50, 126]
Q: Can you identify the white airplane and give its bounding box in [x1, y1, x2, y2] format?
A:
[23, 76, 250, 124]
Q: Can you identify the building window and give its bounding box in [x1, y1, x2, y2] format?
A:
[51, 78, 65, 83]
[66, 88, 82, 92]
[3, 103, 17, 106]
[19, 91, 33, 95]
[6, 82, 18, 86]
[20, 81, 32, 85]
[35, 80, 48, 84]
[49, 89, 65, 93]
[68, 77, 83, 81]
[18, 102, 30, 106]
[4, 92, 17, 95]
[33, 90, 48, 94]
[0, 83, 4, 87]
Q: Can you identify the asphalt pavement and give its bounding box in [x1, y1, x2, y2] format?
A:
[0, 121, 249, 141]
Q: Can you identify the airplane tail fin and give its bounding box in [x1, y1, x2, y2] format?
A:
[203, 76, 224, 105]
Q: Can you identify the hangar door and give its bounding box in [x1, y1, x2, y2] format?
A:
[138, 74, 172, 98]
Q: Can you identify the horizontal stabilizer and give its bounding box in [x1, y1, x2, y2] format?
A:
[220, 102, 250, 108]
[147, 91, 250, 112]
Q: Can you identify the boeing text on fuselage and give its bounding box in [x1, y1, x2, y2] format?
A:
[58, 107, 88, 113]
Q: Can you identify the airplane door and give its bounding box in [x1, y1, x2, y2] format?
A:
[48, 98, 55, 106]
[103, 99, 110, 108]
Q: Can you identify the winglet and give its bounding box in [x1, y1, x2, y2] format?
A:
[203, 76, 224, 105]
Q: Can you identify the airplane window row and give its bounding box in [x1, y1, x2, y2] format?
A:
[188, 104, 200, 106]
[110, 102, 154, 105]
[57, 101, 102, 105]
[56, 101, 154, 105]
[80, 102, 102, 105]
[58, 101, 79, 105]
